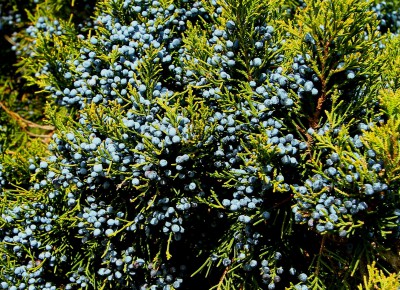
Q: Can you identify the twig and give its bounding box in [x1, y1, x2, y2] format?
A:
[217, 266, 229, 290]
[4, 34, 17, 46]
[309, 40, 331, 129]
[315, 235, 327, 277]
[273, 194, 294, 209]
[25, 131, 51, 137]
[0, 101, 55, 131]
[295, 123, 314, 161]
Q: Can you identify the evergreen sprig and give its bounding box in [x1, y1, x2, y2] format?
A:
[1, 0, 400, 289]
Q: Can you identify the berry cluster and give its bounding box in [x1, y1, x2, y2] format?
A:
[43, 0, 209, 107]
[0, 10, 22, 31]
[0, 201, 59, 289]
[291, 120, 392, 238]
[6, 0, 313, 287]
[14, 16, 65, 57]
[1, 0, 400, 289]
[372, 1, 400, 34]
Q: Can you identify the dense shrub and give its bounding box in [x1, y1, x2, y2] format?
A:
[1, 0, 400, 289]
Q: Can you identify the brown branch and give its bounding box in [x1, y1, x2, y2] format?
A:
[0, 101, 55, 131]
[217, 266, 229, 290]
[315, 235, 327, 277]
[216, 257, 237, 290]
[273, 194, 294, 209]
[295, 123, 314, 161]
[309, 40, 331, 129]
[4, 34, 17, 46]
[310, 91, 328, 128]
[25, 131, 54, 143]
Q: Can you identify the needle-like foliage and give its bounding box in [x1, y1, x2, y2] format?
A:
[1, 0, 400, 289]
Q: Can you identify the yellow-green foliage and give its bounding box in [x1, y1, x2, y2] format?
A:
[1, 0, 400, 289]
[358, 262, 400, 290]
[362, 89, 400, 183]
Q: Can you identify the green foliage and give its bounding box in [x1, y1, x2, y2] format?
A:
[1, 0, 400, 289]
[0, 0, 96, 189]
[363, 89, 400, 183]
[282, 0, 384, 128]
[357, 262, 400, 290]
